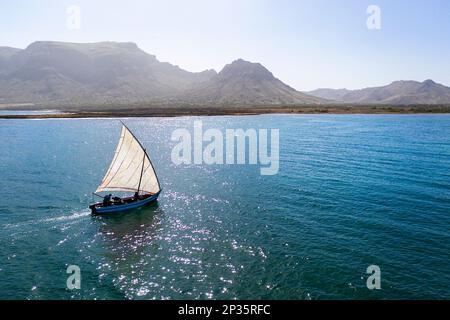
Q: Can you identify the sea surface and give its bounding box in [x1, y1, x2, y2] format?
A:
[0, 115, 449, 300]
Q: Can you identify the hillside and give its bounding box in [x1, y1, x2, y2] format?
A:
[182, 59, 325, 105]
[0, 41, 323, 106]
[306, 80, 450, 105]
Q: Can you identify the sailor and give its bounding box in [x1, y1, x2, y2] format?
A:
[103, 194, 112, 206]
[134, 192, 140, 200]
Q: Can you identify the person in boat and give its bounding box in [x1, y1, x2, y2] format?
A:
[112, 196, 124, 204]
[134, 192, 140, 200]
[103, 194, 112, 206]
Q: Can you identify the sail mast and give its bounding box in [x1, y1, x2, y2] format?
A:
[137, 151, 146, 194]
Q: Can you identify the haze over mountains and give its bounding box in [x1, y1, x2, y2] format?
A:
[0, 41, 323, 106]
[0, 41, 218, 105]
[0, 41, 449, 107]
[306, 80, 450, 105]
[183, 59, 322, 105]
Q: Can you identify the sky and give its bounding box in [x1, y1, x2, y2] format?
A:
[1, 0, 450, 91]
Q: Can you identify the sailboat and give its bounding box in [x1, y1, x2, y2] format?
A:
[89, 122, 161, 214]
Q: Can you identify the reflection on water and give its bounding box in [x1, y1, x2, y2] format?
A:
[93, 204, 163, 299]
[96, 203, 161, 256]
[1, 115, 450, 299]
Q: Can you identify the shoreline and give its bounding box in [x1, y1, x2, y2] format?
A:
[1, 105, 450, 119]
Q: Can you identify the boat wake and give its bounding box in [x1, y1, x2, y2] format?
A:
[3, 209, 91, 229]
[42, 210, 91, 223]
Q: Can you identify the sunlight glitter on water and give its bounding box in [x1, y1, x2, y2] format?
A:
[1, 115, 450, 299]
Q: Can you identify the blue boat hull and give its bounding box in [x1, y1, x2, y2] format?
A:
[90, 191, 161, 215]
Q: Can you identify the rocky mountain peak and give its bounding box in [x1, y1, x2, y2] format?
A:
[218, 59, 275, 81]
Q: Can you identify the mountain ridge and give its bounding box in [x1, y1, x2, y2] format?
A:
[181, 59, 325, 105]
[0, 41, 324, 106]
[1, 41, 449, 107]
[306, 80, 450, 105]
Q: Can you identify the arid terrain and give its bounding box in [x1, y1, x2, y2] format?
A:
[1, 103, 450, 119]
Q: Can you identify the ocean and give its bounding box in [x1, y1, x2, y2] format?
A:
[0, 114, 449, 299]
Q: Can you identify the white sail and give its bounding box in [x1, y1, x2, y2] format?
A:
[95, 125, 160, 194]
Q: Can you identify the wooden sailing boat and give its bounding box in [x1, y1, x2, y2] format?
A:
[89, 122, 161, 214]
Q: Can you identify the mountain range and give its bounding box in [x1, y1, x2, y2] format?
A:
[0, 41, 449, 107]
[306, 80, 450, 105]
[0, 41, 323, 106]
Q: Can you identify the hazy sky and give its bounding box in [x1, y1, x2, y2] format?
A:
[1, 0, 450, 91]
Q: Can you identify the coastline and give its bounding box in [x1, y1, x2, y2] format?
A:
[1, 104, 450, 119]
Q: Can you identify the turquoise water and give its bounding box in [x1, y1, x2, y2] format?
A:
[0, 115, 449, 300]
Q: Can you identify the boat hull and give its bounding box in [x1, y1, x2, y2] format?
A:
[90, 191, 161, 215]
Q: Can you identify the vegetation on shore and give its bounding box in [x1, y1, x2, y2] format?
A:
[1, 103, 450, 119]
